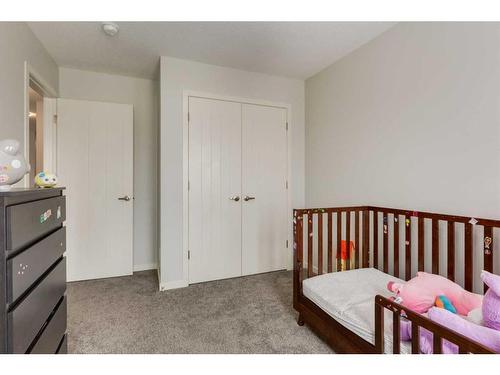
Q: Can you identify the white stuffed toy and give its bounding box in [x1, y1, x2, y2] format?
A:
[0, 139, 30, 191]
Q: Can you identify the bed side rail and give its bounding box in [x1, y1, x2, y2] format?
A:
[294, 205, 498, 293]
[374, 295, 495, 354]
[293, 206, 369, 309]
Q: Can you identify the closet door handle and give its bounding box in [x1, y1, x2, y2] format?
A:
[243, 196, 255, 202]
[229, 196, 240, 202]
[118, 195, 131, 201]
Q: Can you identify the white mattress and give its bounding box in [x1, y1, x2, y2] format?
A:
[302, 267, 412, 354]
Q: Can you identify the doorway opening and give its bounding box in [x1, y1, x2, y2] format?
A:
[24, 63, 58, 188]
[28, 85, 44, 185]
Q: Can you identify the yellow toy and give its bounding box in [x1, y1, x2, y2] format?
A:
[35, 172, 58, 188]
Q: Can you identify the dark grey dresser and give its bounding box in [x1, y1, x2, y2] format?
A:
[0, 188, 67, 354]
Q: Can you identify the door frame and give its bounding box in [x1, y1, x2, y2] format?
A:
[182, 90, 293, 287]
[23, 61, 58, 187]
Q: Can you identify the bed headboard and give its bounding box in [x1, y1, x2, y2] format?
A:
[293, 206, 500, 294]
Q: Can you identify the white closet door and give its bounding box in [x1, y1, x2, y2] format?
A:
[57, 99, 134, 281]
[188, 97, 242, 283]
[242, 104, 288, 275]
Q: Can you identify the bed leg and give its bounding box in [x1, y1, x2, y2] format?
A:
[297, 313, 305, 326]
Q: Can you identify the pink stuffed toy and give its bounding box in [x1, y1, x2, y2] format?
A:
[387, 272, 482, 314]
[400, 271, 500, 354]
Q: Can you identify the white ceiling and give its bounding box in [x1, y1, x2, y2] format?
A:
[28, 22, 395, 80]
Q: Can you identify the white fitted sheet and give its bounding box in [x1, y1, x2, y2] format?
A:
[302, 267, 412, 354]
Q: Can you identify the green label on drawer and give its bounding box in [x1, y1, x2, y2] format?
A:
[40, 209, 52, 223]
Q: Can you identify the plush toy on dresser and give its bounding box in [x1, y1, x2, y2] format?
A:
[0, 139, 30, 191]
[35, 172, 58, 188]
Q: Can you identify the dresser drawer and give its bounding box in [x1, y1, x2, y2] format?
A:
[7, 227, 66, 304]
[6, 196, 66, 253]
[56, 334, 68, 354]
[29, 296, 67, 354]
[8, 258, 66, 353]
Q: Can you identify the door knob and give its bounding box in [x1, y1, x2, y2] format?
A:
[243, 195, 255, 201]
[229, 196, 240, 202]
[118, 195, 131, 201]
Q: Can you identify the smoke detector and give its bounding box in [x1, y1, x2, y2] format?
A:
[102, 22, 119, 37]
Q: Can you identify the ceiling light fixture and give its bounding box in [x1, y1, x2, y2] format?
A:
[102, 22, 119, 37]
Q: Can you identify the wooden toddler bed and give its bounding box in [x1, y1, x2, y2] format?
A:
[293, 205, 499, 354]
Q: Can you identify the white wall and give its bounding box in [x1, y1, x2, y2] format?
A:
[0, 22, 58, 151]
[160, 56, 305, 289]
[59, 67, 159, 271]
[306, 23, 500, 218]
[305, 23, 500, 289]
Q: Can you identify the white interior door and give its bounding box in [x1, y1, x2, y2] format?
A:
[188, 97, 242, 283]
[57, 98, 134, 282]
[242, 104, 288, 275]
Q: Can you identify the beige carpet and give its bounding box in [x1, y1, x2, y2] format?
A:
[67, 270, 333, 354]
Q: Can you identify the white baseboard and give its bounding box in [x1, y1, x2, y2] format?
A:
[159, 279, 189, 291]
[133, 263, 157, 272]
[302, 262, 319, 274]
